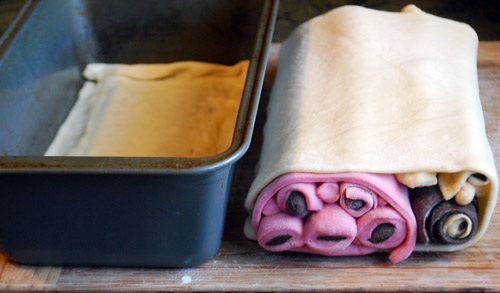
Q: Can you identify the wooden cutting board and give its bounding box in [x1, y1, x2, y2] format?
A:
[1, 42, 499, 291]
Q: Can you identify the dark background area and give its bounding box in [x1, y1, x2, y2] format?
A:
[0, 0, 24, 35]
[1, 0, 499, 41]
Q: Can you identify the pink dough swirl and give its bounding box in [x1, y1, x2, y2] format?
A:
[252, 173, 417, 263]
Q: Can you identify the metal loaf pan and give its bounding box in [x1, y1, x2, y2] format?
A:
[0, 0, 278, 267]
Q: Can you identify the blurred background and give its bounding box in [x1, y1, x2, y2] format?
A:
[0, 0, 24, 35]
[1, 0, 499, 42]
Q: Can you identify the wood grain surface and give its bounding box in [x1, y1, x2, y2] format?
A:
[0, 42, 499, 292]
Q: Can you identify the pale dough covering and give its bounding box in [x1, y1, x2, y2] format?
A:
[244, 5, 498, 251]
[45, 61, 248, 157]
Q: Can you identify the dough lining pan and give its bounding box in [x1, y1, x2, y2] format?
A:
[0, 0, 278, 267]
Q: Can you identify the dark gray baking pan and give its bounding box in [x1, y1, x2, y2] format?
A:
[0, 0, 278, 267]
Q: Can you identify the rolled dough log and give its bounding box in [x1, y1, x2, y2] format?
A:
[244, 5, 497, 253]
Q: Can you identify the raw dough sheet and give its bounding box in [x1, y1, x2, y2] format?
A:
[45, 60, 249, 157]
